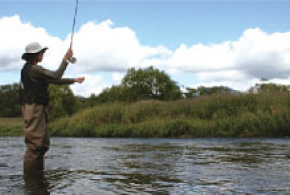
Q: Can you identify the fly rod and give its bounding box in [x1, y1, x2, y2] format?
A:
[68, 0, 79, 63]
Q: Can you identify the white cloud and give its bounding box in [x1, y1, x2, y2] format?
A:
[195, 70, 255, 92]
[1, 15, 290, 96]
[71, 20, 170, 72]
[197, 70, 250, 83]
[70, 74, 107, 97]
[0, 15, 65, 71]
[169, 42, 235, 72]
[167, 28, 290, 91]
[169, 28, 290, 79]
[112, 72, 125, 84]
[234, 28, 290, 79]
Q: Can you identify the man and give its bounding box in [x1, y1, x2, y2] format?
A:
[20, 42, 84, 172]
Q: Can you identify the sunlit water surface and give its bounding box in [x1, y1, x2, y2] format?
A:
[1, 137, 290, 194]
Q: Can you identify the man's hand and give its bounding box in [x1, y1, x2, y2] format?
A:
[63, 48, 73, 62]
[74, 77, 85, 83]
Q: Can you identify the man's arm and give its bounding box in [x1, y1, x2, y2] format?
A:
[30, 48, 73, 80]
[47, 77, 85, 85]
[31, 61, 69, 80]
[47, 78, 75, 85]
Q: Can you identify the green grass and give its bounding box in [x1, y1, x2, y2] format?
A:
[49, 93, 290, 138]
[2, 93, 290, 138]
[0, 118, 23, 136]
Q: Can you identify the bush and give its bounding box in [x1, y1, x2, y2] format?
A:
[45, 93, 290, 138]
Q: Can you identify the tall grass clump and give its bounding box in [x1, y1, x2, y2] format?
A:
[49, 93, 290, 138]
[0, 118, 23, 136]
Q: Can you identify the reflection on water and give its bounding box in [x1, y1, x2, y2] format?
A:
[1, 137, 290, 194]
[24, 170, 50, 195]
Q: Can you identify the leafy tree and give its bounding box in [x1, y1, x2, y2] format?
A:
[249, 83, 289, 93]
[0, 83, 78, 119]
[184, 87, 199, 98]
[121, 66, 181, 101]
[97, 85, 130, 103]
[207, 86, 232, 95]
[75, 94, 99, 110]
[0, 83, 21, 117]
[97, 66, 181, 102]
[185, 86, 232, 98]
[47, 85, 76, 121]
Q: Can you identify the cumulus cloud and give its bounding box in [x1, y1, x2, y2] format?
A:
[71, 20, 171, 72]
[169, 42, 235, 72]
[234, 28, 290, 79]
[194, 70, 255, 92]
[0, 15, 65, 71]
[70, 73, 108, 97]
[168, 28, 290, 79]
[1, 15, 290, 96]
[167, 28, 290, 91]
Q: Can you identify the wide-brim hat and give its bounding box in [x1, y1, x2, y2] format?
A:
[21, 42, 48, 60]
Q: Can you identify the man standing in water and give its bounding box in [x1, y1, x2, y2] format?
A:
[20, 42, 85, 173]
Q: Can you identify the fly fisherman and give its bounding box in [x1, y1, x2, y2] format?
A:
[20, 42, 85, 173]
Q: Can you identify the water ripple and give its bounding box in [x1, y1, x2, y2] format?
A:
[1, 137, 290, 194]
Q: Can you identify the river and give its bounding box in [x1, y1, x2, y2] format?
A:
[0, 137, 290, 194]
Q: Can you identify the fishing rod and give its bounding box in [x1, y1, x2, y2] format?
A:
[68, 0, 78, 64]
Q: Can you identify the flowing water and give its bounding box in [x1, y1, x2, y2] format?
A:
[0, 137, 290, 194]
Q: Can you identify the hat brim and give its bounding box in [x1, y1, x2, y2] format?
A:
[21, 48, 48, 60]
[35, 47, 48, 53]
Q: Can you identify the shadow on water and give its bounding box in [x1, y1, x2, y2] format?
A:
[24, 170, 50, 195]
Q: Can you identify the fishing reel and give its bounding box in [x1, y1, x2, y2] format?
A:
[69, 56, 77, 64]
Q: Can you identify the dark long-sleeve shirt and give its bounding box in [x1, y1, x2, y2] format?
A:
[30, 60, 75, 85]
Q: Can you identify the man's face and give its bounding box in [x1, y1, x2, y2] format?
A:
[36, 52, 45, 62]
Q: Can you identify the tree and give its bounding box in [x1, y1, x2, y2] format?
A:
[207, 86, 232, 95]
[97, 66, 181, 102]
[185, 86, 232, 98]
[75, 94, 99, 110]
[0, 83, 21, 117]
[249, 83, 289, 93]
[47, 85, 76, 121]
[121, 66, 181, 101]
[97, 85, 130, 103]
[184, 87, 199, 98]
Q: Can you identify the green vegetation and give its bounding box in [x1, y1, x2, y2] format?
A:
[0, 66, 181, 121]
[1, 66, 290, 138]
[47, 85, 77, 121]
[0, 118, 23, 136]
[97, 66, 181, 102]
[2, 93, 290, 138]
[0, 83, 21, 117]
[49, 93, 290, 138]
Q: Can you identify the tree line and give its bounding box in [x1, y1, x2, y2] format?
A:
[0, 66, 289, 120]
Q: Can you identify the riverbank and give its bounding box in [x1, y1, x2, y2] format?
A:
[2, 93, 290, 138]
[50, 93, 290, 138]
[0, 118, 23, 136]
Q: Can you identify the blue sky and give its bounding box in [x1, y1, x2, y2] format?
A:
[2, 0, 289, 46]
[0, 0, 290, 96]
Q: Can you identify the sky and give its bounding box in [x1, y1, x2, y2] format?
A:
[0, 0, 290, 97]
